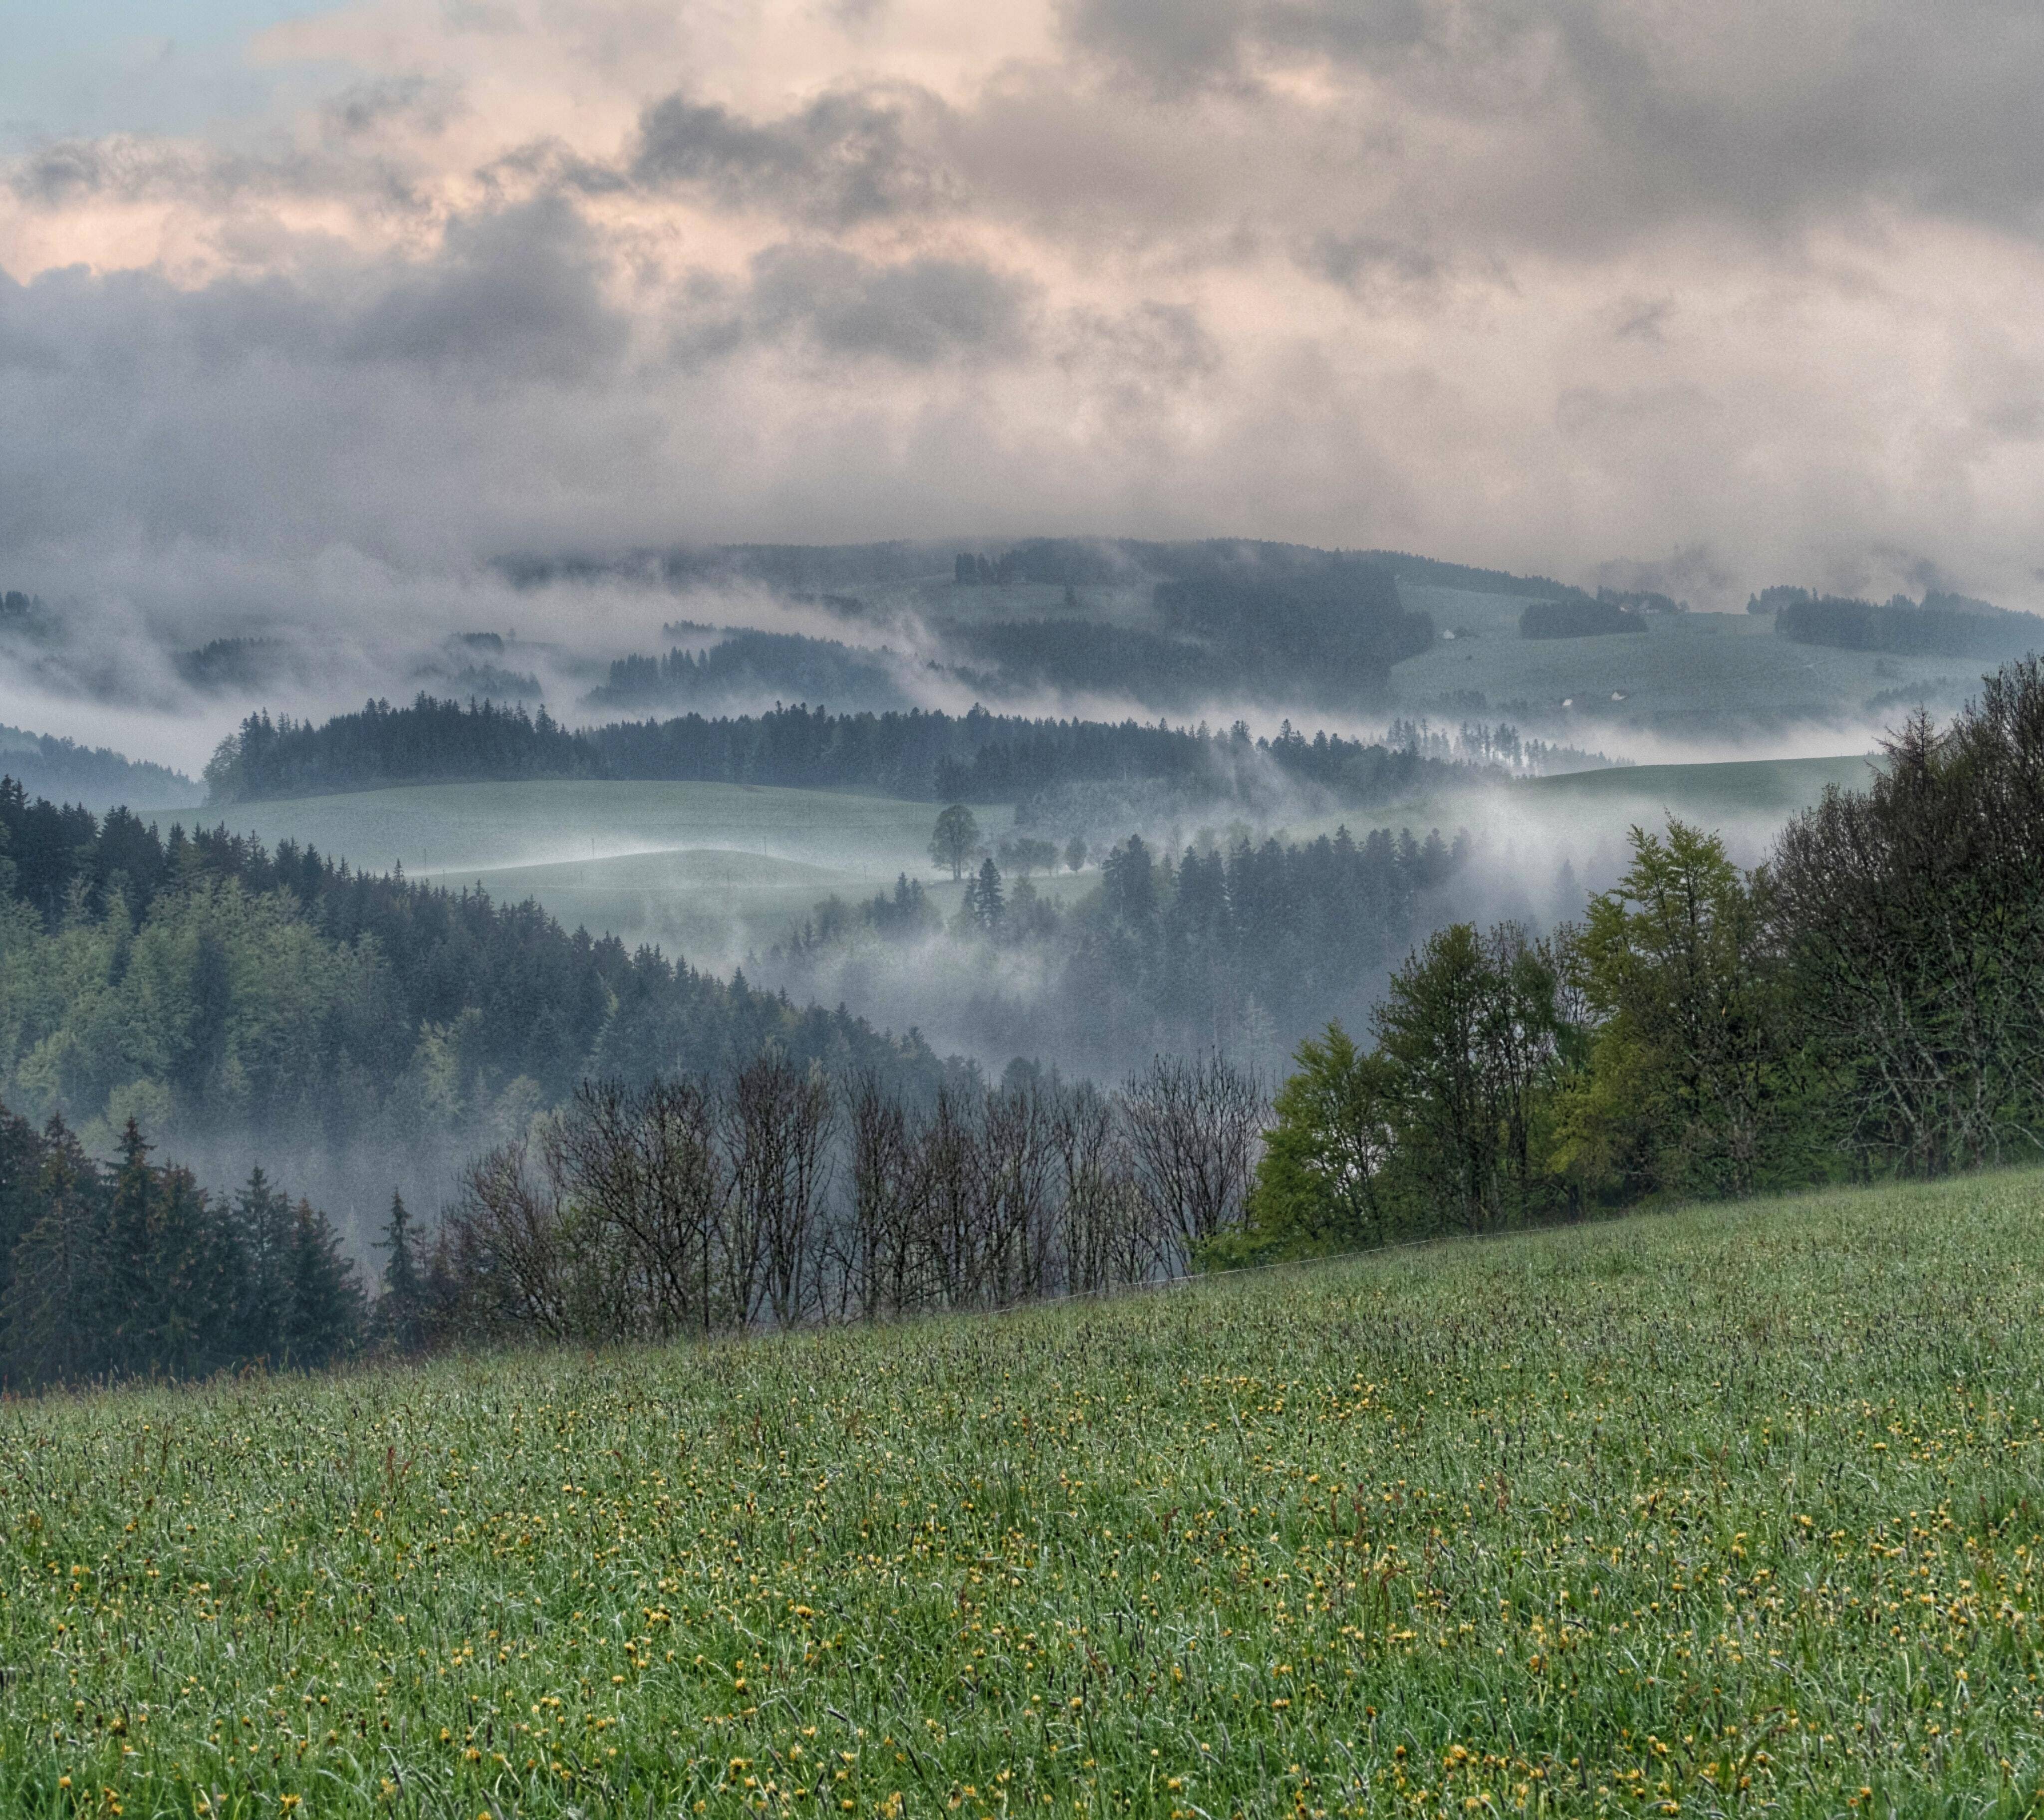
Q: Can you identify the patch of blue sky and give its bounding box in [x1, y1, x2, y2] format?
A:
[0, 0, 338, 149]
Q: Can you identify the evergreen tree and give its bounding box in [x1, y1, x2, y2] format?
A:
[284, 1198, 362, 1369]
[0, 1119, 106, 1386]
[232, 1167, 295, 1365]
[970, 857, 1005, 932]
[100, 1120, 159, 1377]
[373, 1190, 427, 1355]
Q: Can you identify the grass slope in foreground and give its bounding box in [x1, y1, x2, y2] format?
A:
[7, 1175, 2044, 1817]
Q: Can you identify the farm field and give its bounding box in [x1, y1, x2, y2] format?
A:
[6, 1171, 2044, 1817]
[1391, 591, 1981, 736]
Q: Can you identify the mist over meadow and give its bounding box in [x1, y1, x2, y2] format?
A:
[4, 0, 2044, 1253]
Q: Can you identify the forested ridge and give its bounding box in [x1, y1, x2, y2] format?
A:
[14, 664, 2044, 1393]
[0, 778, 951, 1219]
[205, 695, 1451, 808]
[766, 822, 1471, 1075]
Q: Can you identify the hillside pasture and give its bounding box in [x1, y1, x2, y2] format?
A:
[146, 780, 1027, 964]
[3, 1171, 2043, 1815]
[1392, 593, 1983, 739]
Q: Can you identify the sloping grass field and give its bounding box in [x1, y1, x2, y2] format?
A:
[6, 1172, 2044, 1816]
[143, 780, 1028, 963]
[1389, 595, 1977, 734]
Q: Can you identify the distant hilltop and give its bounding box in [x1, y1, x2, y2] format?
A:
[0, 724, 200, 811]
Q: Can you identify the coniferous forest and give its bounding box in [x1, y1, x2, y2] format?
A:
[204, 695, 1449, 811]
[10, 663, 2044, 1388]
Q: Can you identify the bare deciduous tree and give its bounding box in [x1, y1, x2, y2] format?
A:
[1124, 1052, 1267, 1267]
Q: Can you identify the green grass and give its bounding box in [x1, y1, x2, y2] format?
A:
[1392, 593, 1976, 733]
[145, 781, 1028, 963]
[7, 1173, 2044, 1816]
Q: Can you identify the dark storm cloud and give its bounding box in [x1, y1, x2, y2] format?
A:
[4, 0, 2044, 627]
[0, 193, 640, 569]
[1062, 0, 2044, 246]
[631, 85, 958, 227]
[343, 196, 629, 382]
[1059, 0, 1254, 89]
[749, 244, 1031, 364]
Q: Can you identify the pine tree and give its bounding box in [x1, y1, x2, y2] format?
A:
[232, 1167, 295, 1365]
[100, 1120, 158, 1378]
[971, 857, 1005, 932]
[373, 1190, 426, 1355]
[284, 1198, 362, 1369]
[0, 1119, 106, 1386]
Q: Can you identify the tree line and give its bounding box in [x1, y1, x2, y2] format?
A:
[0, 1105, 371, 1388]
[431, 1050, 1265, 1347]
[1242, 661, 2044, 1254]
[0, 779, 952, 1221]
[203, 695, 1451, 811]
[1773, 591, 2040, 662]
[766, 821, 1471, 1080]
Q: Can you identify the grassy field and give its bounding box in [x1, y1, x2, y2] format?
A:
[6, 1172, 2044, 1817]
[150, 756, 1869, 968]
[1278, 753, 1876, 877]
[145, 781, 1034, 964]
[1391, 593, 1977, 734]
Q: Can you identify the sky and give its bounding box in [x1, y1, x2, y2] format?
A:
[2, 0, 2043, 617]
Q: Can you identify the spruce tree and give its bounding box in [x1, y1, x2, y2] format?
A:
[232, 1167, 295, 1365]
[0, 1119, 106, 1386]
[284, 1198, 362, 1369]
[100, 1120, 158, 1378]
[373, 1190, 426, 1355]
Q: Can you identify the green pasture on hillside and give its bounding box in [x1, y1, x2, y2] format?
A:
[145, 757, 1880, 961]
[146, 781, 1030, 963]
[6, 1171, 2044, 1816]
[1294, 752, 1877, 869]
[1392, 592, 1981, 733]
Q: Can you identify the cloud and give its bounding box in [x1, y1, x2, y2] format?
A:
[749, 243, 1031, 364]
[342, 196, 629, 381]
[0, 0, 2038, 640]
[632, 84, 958, 226]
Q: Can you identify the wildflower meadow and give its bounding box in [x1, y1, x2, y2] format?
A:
[4, 1169, 2044, 1817]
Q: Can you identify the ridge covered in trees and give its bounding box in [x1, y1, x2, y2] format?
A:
[0, 777, 951, 1222]
[766, 822, 1472, 1077]
[1775, 591, 2042, 661]
[204, 695, 1453, 809]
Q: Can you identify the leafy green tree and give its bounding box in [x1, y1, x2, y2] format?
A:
[998, 836, 1058, 879]
[1375, 922, 1561, 1234]
[929, 804, 980, 881]
[1244, 1023, 1397, 1253]
[1555, 821, 1795, 1200]
[1772, 672, 2044, 1173]
[1064, 837, 1088, 874]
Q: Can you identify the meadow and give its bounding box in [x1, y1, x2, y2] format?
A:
[143, 780, 1031, 966]
[139, 754, 1877, 972]
[4, 1171, 2043, 1817]
[1391, 591, 1971, 736]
